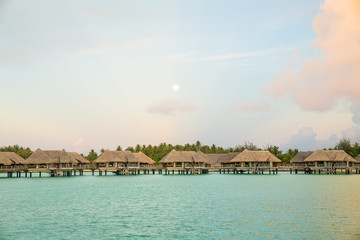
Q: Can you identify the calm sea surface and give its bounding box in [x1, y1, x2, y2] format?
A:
[1, 173, 360, 239]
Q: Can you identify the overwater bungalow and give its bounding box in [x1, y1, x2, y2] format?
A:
[159, 149, 210, 174]
[25, 149, 91, 176]
[355, 154, 360, 170]
[133, 152, 156, 169]
[290, 151, 313, 172]
[26, 149, 73, 170]
[93, 150, 156, 174]
[205, 153, 226, 169]
[0, 152, 26, 174]
[226, 149, 281, 174]
[218, 152, 241, 169]
[94, 150, 131, 170]
[304, 149, 356, 174]
[68, 152, 90, 169]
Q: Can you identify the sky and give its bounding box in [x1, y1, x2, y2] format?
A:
[1, 0, 359, 154]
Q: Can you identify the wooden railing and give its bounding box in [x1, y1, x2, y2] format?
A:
[0, 166, 27, 171]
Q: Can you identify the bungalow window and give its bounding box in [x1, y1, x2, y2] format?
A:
[244, 162, 250, 167]
[176, 162, 182, 167]
[39, 164, 47, 168]
[108, 162, 114, 167]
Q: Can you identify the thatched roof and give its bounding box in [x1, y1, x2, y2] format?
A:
[229, 149, 281, 163]
[206, 153, 227, 166]
[159, 150, 210, 163]
[133, 152, 156, 164]
[68, 152, 90, 164]
[0, 152, 26, 165]
[356, 154, 360, 162]
[94, 150, 140, 163]
[26, 149, 74, 164]
[290, 152, 313, 163]
[218, 152, 241, 163]
[304, 149, 356, 162]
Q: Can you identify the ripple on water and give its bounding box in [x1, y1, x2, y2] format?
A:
[0, 174, 360, 239]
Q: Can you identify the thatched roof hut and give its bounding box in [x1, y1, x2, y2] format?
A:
[206, 153, 227, 167]
[94, 150, 153, 164]
[26, 149, 73, 164]
[159, 149, 210, 164]
[133, 152, 156, 164]
[218, 152, 241, 163]
[229, 149, 281, 163]
[356, 154, 360, 162]
[0, 152, 26, 166]
[290, 152, 313, 163]
[304, 149, 356, 162]
[68, 152, 90, 164]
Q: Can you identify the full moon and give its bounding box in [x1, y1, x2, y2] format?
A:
[172, 84, 180, 92]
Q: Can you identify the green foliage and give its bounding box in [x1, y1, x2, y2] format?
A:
[349, 142, 360, 158]
[85, 149, 98, 162]
[266, 145, 282, 157]
[122, 141, 232, 162]
[0, 145, 33, 159]
[335, 138, 352, 154]
[116, 146, 122, 151]
[278, 148, 298, 164]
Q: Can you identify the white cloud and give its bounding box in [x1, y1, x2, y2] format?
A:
[147, 99, 196, 115]
[350, 101, 360, 125]
[280, 127, 338, 151]
[342, 125, 360, 143]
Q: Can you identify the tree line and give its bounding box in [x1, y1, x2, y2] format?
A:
[1, 138, 360, 164]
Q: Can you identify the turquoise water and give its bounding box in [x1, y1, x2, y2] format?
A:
[1, 173, 360, 239]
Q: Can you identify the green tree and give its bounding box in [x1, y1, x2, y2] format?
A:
[266, 145, 282, 157]
[350, 142, 360, 158]
[335, 138, 352, 154]
[0, 145, 33, 159]
[116, 146, 122, 151]
[85, 149, 98, 162]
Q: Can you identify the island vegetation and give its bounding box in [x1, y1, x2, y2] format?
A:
[1, 138, 359, 164]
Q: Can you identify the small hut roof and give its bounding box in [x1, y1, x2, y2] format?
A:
[304, 149, 356, 162]
[206, 153, 227, 166]
[94, 150, 138, 163]
[114, 151, 137, 163]
[159, 150, 210, 163]
[134, 152, 156, 164]
[229, 149, 281, 163]
[26, 149, 72, 164]
[94, 150, 123, 163]
[193, 151, 210, 163]
[0, 152, 26, 165]
[68, 152, 90, 164]
[290, 152, 313, 163]
[218, 152, 241, 163]
[356, 154, 360, 162]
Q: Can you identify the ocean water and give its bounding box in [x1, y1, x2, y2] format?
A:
[1, 173, 360, 239]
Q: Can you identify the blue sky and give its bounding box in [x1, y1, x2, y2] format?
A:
[1, 0, 359, 153]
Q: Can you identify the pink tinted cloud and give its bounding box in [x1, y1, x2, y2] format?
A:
[265, 0, 360, 112]
[231, 100, 270, 112]
[147, 99, 196, 115]
[72, 138, 84, 152]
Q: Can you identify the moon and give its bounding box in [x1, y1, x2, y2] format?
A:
[172, 84, 180, 92]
